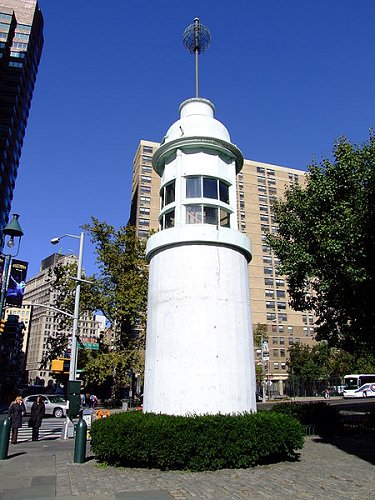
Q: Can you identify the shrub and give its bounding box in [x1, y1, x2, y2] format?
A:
[271, 402, 340, 436]
[90, 411, 304, 471]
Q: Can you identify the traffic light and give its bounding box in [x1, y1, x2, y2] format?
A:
[0, 319, 6, 334]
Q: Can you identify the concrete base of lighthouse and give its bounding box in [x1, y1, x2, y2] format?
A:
[143, 226, 256, 415]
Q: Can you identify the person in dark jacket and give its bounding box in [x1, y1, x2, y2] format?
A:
[8, 396, 26, 444]
[30, 395, 46, 441]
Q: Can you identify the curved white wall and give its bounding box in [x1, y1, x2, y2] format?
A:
[143, 243, 256, 415]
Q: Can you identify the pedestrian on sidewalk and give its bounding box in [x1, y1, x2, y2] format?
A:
[30, 395, 45, 441]
[90, 394, 98, 409]
[8, 396, 26, 444]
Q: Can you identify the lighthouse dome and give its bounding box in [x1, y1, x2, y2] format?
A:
[163, 98, 230, 144]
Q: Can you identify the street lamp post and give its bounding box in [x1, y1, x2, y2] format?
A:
[51, 232, 84, 382]
[0, 214, 24, 319]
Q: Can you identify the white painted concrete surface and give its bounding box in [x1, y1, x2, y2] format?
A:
[143, 244, 256, 415]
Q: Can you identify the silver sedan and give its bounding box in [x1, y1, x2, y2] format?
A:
[23, 394, 67, 418]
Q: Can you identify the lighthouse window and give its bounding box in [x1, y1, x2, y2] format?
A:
[165, 181, 175, 205]
[163, 209, 175, 229]
[186, 176, 230, 204]
[203, 206, 218, 225]
[220, 208, 230, 227]
[160, 180, 175, 208]
[186, 205, 231, 227]
[219, 181, 229, 203]
[186, 176, 201, 197]
[186, 205, 202, 224]
[203, 177, 218, 199]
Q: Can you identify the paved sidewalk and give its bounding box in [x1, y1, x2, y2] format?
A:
[0, 434, 374, 499]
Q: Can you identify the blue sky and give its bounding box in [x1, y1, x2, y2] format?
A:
[10, 0, 375, 278]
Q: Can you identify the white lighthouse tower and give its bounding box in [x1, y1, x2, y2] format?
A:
[143, 20, 256, 415]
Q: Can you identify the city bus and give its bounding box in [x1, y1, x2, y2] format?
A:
[342, 374, 375, 398]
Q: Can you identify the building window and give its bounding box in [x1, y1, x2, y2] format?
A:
[267, 313, 276, 321]
[142, 166, 152, 174]
[140, 196, 150, 205]
[267, 169, 275, 176]
[139, 218, 149, 226]
[272, 337, 278, 345]
[279, 336, 285, 345]
[280, 349, 286, 357]
[14, 32, 29, 41]
[274, 362, 279, 370]
[265, 289, 274, 298]
[278, 313, 288, 322]
[275, 279, 285, 287]
[266, 301, 275, 309]
[277, 301, 286, 310]
[139, 207, 150, 215]
[140, 186, 151, 194]
[264, 267, 273, 275]
[143, 146, 153, 154]
[141, 175, 152, 184]
[281, 363, 286, 370]
[276, 290, 286, 298]
[9, 61, 23, 68]
[257, 166, 265, 174]
[273, 349, 279, 358]
[264, 278, 273, 286]
[288, 337, 294, 345]
[303, 326, 308, 336]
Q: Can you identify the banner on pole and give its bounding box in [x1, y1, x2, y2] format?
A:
[6, 259, 28, 306]
[0, 256, 4, 290]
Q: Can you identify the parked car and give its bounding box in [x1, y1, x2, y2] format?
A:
[23, 394, 67, 418]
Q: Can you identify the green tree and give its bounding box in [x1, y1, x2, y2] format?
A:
[42, 221, 148, 375]
[268, 135, 375, 356]
[81, 350, 143, 400]
[83, 219, 148, 350]
[253, 323, 268, 348]
[253, 323, 268, 391]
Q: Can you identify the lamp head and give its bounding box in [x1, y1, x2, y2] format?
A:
[2, 214, 24, 238]
[50, 237, 60, 245]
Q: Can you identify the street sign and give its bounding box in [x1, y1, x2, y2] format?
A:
[78, 342, 99, 350]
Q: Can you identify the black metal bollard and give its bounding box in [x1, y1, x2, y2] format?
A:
[74, 418, 87, 463]
[0, 417, 11, 460]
